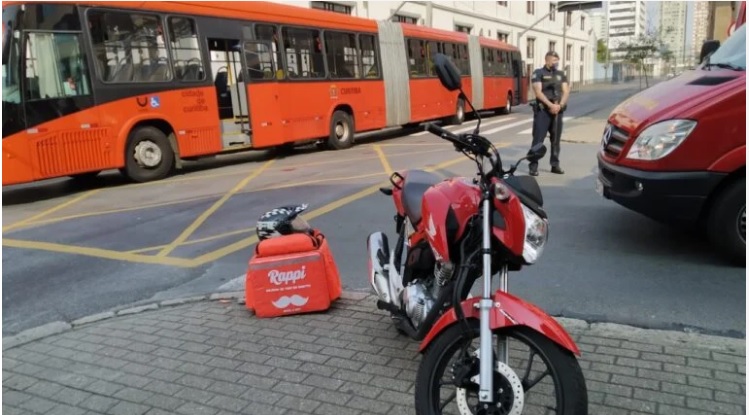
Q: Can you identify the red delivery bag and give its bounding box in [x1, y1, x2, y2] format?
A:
[245, 231, 341, 318]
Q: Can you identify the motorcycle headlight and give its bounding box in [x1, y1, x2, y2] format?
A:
[626, 119, 697, 161]
[521, 204, 548, 264]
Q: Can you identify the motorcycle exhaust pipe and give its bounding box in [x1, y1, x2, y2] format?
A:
[367, 232, 391, 303]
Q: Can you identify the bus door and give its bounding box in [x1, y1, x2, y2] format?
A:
[511, 53, 523, 105]
[241, 40, 281, 148]
[208, 38, 252, 149]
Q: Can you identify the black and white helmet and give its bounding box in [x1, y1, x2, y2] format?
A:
[256, 204, 312, 240]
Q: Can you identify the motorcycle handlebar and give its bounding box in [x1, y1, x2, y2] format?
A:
[425, 122, 461, 146]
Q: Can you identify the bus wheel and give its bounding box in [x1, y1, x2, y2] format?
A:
[125, 126, 175, 183]
[707, 177, 746, 265]
[497, 93, 512, 115]
[450, 98, 465, 125]
[327, 110, 354, 150]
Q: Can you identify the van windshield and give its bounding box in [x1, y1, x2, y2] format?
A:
[704, 24, 746, 71]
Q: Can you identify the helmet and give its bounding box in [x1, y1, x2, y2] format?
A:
[256, 204, 312, 240]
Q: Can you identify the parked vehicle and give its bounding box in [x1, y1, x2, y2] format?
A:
[367, 53, 587, 414]
[597, 21, 746, 265]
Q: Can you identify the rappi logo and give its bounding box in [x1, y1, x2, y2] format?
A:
[268, 266, 306, 285]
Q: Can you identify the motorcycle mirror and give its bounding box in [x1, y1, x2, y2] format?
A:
[432, 53, 462, 92]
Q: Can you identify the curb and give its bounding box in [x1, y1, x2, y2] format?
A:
[3, 288, 744, 353]
[1, 290, 369, 351]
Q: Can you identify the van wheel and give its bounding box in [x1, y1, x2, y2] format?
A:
[450, 98, 465, 125]
[707, 178, 746, 265]
[327, 110, 355, 150]
[124, 126, 175, 183]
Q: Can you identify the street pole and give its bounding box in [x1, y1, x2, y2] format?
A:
[516, 10, 553, 48]
[386, 1, 408, 21]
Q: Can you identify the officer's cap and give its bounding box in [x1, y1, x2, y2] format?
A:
[545, 50, 559, 58]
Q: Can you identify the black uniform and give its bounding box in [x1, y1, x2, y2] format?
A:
[529, 65, 567, 171]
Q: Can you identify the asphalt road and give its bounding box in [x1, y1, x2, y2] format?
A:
[3, 84, 745, 339]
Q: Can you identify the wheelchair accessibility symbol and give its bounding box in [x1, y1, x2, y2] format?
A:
[150, 96, 160, 108]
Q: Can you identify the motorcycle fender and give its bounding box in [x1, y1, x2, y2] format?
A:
[418, 291, 580, 356]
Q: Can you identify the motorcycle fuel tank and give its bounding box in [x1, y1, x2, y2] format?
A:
[420, 177, 481, 262]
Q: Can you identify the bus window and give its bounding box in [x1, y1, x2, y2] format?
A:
[167, 17, 205, 81]
[281, 26, 325, 79]
[426, 40, 439, 76]
[406, 38, 426, 77]
[255, 24, 284, 79]
[359, 34, 379, 78]
[244, 41, 275, 80]
[24, 32, 92, 100]
[87, 11, 171, 83]
[2, 11, 23, 137]
[324, 31, 359, 79]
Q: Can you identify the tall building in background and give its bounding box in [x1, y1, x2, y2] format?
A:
[608, 0, 647, 62]
[660, 1, 688, 64]
[591, 10, 608, 41]
[692, 1, 710, 60]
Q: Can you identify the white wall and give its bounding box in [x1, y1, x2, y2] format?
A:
[271, 1, 598, 83]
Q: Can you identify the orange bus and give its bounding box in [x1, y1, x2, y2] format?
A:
[2, 1, 528, 185]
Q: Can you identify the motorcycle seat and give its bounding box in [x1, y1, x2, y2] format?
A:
[401, 170, 442, 224]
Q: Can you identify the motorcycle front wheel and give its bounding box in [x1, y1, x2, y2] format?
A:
[415, 321, 587, 415]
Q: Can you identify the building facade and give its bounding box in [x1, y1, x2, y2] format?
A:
[659, 1, 688, 65]
[277, 1, 597, 83]
[691, 1, 710, 61]
[607, 0, 647, 62]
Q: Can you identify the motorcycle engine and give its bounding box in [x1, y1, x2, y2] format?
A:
[403, 280, 436, 328]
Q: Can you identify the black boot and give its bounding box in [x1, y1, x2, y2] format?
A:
[551, 166, 565, 174]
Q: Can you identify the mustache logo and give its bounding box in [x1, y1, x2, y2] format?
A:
[272, 294, 309, 309]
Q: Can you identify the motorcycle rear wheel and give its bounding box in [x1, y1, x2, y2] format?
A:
[415, 321, 587, 415]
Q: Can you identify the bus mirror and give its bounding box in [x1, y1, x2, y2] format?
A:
[699, 40, 720, 63]
[432, 53, 462, 91]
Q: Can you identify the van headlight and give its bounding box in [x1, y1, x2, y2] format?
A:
[626, 119, 697, 160]
[521, 204, 548, 264]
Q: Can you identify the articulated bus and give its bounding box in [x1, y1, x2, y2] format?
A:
[2, 1, 528, 185]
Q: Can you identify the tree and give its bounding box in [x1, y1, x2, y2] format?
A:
[596, 39, 608, 64]
[618, 28, 670, 88]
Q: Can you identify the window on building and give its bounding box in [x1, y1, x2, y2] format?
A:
[550, 3, 556, 21]
[392, 14, 418, 24]
[310, 2, 351, 14]
[566, 11, 572, 26]
[527, 37, 535, 59]
[455, 24, 472, 34]
[580, 46, 585, 63]
[566, 44, 572, 61]
[497, 32, 509, 43]
[168, 17, 204, 81]
[527, 1, 535, 14]
[497, 1, 508, 6]
[526, 63, 533, 78]
[548, 41, 556, 52]
[580, 16, 586, 30]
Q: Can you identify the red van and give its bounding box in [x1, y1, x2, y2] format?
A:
[596, 21, 746, 265]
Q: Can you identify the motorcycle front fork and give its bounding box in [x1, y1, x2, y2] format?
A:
[478, 196, 509, 404]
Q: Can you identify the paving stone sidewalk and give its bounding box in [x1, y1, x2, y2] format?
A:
[3, 293, 745, 415]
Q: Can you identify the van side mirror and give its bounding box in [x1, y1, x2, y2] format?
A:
[699, 40, 720, 63]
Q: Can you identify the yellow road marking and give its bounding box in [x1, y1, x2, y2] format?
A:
[2, 238, 193, 267]
[156, 159, 275, 257]
[187, 145, 509, 266]
[125, 171, 386, 254]
[3, 142, 510, 267]
[373, 145, 394, 176]
[3, 189, 100, 232]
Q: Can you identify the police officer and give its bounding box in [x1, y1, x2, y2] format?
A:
[528, 50, 569, 176]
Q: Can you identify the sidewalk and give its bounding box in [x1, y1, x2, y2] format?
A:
[3, 292, 745, 415]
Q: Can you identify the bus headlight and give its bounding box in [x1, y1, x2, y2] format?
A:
[521, 204, 548, 264]
[626, 120, 697, 161]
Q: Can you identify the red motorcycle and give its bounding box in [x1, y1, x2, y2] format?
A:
[367, 53, 587, 414]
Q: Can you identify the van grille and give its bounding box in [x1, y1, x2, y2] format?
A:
[601, 123, 630, 158]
